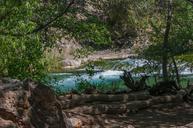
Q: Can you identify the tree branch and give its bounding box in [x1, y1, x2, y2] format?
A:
[186, 0, 193, 5]
[0, 0, 75, 37]
[28, 0, 75, 34]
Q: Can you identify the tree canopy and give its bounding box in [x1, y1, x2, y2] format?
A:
[0, 0, 193, 81]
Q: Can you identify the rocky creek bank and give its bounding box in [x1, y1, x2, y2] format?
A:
[1, 78, 193, 128]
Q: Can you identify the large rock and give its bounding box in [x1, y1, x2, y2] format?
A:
[0, 78, 30, 127]
[0, 78, 69, 128]
[29, 83, 65, 128]
[66, 118, 82, 128]
[0, 117, 16, 128]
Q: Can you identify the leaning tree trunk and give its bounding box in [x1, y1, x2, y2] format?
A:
[162, 0, 173, 81]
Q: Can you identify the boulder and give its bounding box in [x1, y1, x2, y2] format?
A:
[0, 78, 30, 127]
[29, 84, 65, 128]
[66, 118, 83, 128]
[0, 117, 16, 128]
[0, 78, 68, 128]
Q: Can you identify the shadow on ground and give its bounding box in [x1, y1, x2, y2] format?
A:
[92, 102, 193, 128]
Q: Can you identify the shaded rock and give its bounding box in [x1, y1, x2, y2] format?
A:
[0, 78, 31, 127]
[66, 118, 82, 128]
[0, 78, 68, 128]
[29, 84, 65, 128]
[69, 114, 95, 126]
[0, 77, 23, 91]
[0, 117, 16, 128]
[127, 125, 135, 128]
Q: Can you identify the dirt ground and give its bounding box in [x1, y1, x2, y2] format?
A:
[106, 102, 193, 128]
[130, 102, 193, 128]
[70, 102, 193, 128]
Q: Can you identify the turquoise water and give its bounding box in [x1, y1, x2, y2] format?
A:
[48, 70, 124, 92]
[47, 58, 193, 92]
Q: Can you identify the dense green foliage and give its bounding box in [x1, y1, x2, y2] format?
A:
[54, 15, 112, 49]
[141, 0, 193, 81]
[1, 0, 193, 81]
[0, 0, 45, 79]
[142, 0, 193, 59]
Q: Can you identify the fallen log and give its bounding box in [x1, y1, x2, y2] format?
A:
[65, 92, 185, 115]
[60, 91, 151, 109]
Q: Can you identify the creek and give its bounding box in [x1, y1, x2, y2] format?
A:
[48, 58, 193, 92]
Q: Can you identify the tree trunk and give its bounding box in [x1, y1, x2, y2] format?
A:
[162, 0, 173, 81]
[171, 56, 180, 87]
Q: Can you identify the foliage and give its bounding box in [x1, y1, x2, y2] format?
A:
[44, 48, 64, 72]
[0, 0, 46, 80]
[120, 70, 149, 91]
[96, 0, 138, 47]
[137, 0, 193, 81]
[1, 0, 193, 83]
[75, 78, 95, 93]
[0, 0, 76, 80]
[75, 77, 124, 93]
[73, 46, 93, 59]
[145, 1, 193, 56]
[53, 15, 112, 49]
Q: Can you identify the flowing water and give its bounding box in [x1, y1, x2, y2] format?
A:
[48, 58, 193, 92]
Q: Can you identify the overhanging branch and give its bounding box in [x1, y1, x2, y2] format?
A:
[28, 0, 75, 34]
[0, 0, 75, 37]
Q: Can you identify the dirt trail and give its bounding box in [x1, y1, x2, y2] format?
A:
[101, 103, 193, 128]
[68, 102, 193, 128]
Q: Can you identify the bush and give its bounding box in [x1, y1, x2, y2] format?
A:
[0, 35, 47, 80]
